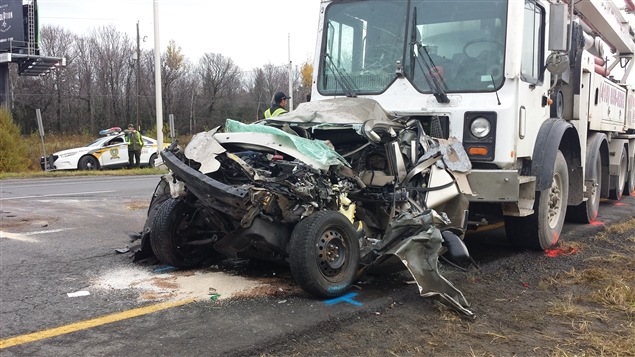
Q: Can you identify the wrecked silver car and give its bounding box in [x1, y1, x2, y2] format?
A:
[138, 98, 475, 317]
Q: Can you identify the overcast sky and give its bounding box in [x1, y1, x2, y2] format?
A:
[37, 0, 322, 70]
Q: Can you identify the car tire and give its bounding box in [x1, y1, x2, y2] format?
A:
[78, 155, 99, 170]
[150, 198, 220, 268]
[149, 153, 157, 168]
[288, 211, 360, 298]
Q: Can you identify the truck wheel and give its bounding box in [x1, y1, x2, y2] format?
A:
[150, 198, 218, 268]
[78, 156, 99, 170]
[288, 211, 360, 298]
[505, 150, 569, 250]
[609, 147, 627, 200]
[566, 153, 601, 223]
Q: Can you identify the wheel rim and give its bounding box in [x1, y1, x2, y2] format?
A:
[316, 228, 348, 279]
[173, 210, 213, 258]
[87, 159, 97, 170]
[548, 172, 564, 229]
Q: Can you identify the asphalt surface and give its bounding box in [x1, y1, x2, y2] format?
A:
[0, 176, 633, 356]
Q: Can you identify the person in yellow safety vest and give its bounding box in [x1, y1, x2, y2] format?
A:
[124, 124, 144, 168]
[264, 92, 289, 118]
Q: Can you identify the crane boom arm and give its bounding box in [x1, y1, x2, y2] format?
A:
[574, 0, 635, 55]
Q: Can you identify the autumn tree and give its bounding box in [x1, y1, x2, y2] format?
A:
[299, 60, 314, 102]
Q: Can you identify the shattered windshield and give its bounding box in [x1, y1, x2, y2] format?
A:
[318, 0, 507, 95]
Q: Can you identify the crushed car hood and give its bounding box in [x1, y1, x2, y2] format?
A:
[263, 97, 395, 126]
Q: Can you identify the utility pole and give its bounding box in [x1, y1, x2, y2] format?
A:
[153, 0, 164, 151]
[136, 21, 141, 130]
[288, 33, 293, 111]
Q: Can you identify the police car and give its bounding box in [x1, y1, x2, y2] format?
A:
[41, 128, 161, 170]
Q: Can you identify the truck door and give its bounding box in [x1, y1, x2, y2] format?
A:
[516, 0, 551, 158]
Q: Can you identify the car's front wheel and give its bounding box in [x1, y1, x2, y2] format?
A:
[149, 153, 157, 168]
[78, 155, 99, 170]
[150, 198, 222, 268]
[288, 211, 360, 298]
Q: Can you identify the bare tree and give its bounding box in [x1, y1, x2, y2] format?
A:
[10, 23, 309, 136]
[74, 35, 97, 132]
[161, 40, 193, 134]
[197, 53, 242, 127]
[11, 25, 76, 132]
[246, 68, 268, 120]
[262, 63, 288, 103]
[90, 25, 134, 128]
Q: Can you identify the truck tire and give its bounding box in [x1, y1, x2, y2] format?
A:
[150, 198, 219, 268]
[566, 153, 601, 223]
[609, 147, 627, 200]
[626, 161, 635, 196]
[505, 150, 569, 250]
[288, 211, 360, 298]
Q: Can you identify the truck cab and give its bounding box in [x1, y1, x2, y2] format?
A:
[311, 0, 635, 249]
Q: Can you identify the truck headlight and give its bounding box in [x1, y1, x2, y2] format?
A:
[470, 117, 491, 138]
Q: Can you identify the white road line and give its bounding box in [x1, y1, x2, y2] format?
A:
[0, 176, 158, 189]
[24, 228, 74, 236]
[0, 190, 115, 201]
[0, 232, 39, 243]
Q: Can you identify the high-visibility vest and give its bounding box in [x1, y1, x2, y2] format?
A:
[125, 131, 143, 147]
[264, 107, 287, 118]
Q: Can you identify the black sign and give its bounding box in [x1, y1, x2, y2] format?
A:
[0, 0, 25, 52]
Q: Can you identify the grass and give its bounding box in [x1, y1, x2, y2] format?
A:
[595, 217, 635, 240]
[544, 218, 635, 356]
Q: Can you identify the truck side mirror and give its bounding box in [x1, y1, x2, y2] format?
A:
[549, 3, 568, 52]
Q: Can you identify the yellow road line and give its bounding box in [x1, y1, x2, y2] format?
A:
[0, 298, 195, 349]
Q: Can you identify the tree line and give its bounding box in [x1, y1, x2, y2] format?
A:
[10, 25, 314, 136]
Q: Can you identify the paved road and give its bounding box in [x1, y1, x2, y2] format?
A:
[0, 176, 633, 356]
[0, 176, 161, 200]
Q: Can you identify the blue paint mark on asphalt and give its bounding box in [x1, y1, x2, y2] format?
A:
[154, 265, 177, 273]
[324, 292, 364, 307]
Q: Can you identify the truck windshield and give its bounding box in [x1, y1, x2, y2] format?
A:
[318, 0, 507, 96]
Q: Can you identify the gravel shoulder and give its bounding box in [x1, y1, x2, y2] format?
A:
[255, 206, 635, 356]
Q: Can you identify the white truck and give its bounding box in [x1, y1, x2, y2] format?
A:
[310, 0, 635, 249]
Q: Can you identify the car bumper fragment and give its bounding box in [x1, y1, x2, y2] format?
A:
[160, 150, 250, 216]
